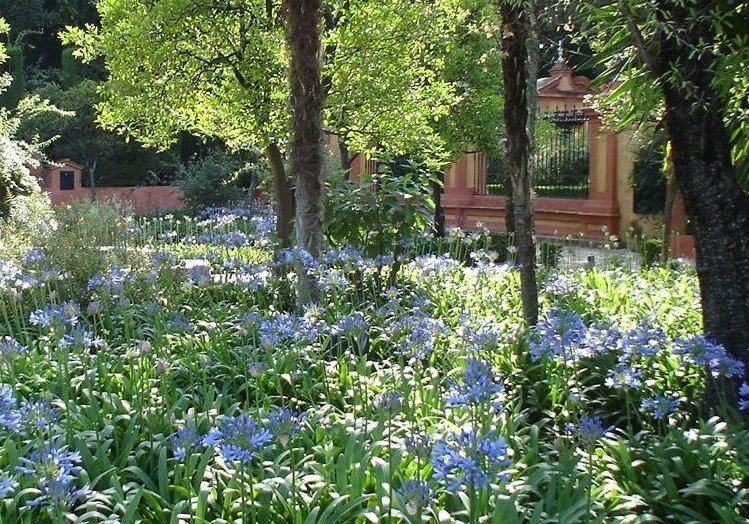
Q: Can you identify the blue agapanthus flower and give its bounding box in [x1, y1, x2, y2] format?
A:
[171, 426, 202, 461]
[431, 429, 510, 493]
[0, 477, 17, 498]
[640, 396, 681, 420]
[739, 383, 749, 411]
[619, 323, 667, 358]
[398, 478, 432, 515]
[567, 416, 614, 445]
[17, 446, 90, 510]
[672, 335, 744, 378]
[59, 326, 105, 350]
[29, 302, 79, 329]
[529, 309, 588, 362]
[445, 358, 503, 408]
[0, 337, 26, 359]
[267, 407, 306, 446]
[207, 415, 273, 464]
[604, 362, 643, 390]
[20, 400, 61, 432]
[405, 433, 432, 459]
[0, 384, 21, 432]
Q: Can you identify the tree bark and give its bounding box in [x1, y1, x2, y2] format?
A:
[660, 145, 677, 264]
[432, 170, 445, 238]
[499, 0, 539, 326]
[284, 0, 325, 305]
[655, 0, 749, 389]
[265, 141, 294, 248]
[88, 157, 98, 201]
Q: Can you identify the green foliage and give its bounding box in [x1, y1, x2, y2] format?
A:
[632, 129, 666, 215]
[540, 241, 563, 268]
[42, 199, 140, 294]
[177, 150, 248, 208]
[0, 190, 54, 253]
[0, 45, 25, 109]
[1, 206, 748, 522]
[639, 238, 663, 268]
[325, 160, 436, 258]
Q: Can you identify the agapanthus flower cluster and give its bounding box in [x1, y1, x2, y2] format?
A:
[604, 362, 643, 390]
[29, 302, 80, 329]
[205, 414, 273, 464]
[187, 265, 212, 285]
[17, 446, 91, 510]
[392, 313, 447, 361]
[398, 479, 432, 515]
[619, 323, 668, 358]
[529, 309, 588, 362]
[20, 400, 61, 433]
[405, 433, 432, 459]
[198, 206, 253, 227]
[87, 268, 134, 293]
[445, 358, 504, 409]
[738, 383, 749, 411]
[59, 326, 105, 350]
[0, 336, 27, 359]
[171, 426, 202, 460]
[431, 429, 510, 492]
[412, 254, 461, 278]
[672, 335, 744, 378]
[640, 396, 681, 420]
[267, 407, 306, 446]
[21, 249, 46, 266]
[234, 263, 273, 291]
[567, 416, 614, 445]
[543, 274, 582, 297]
[332, 312, 368, 337]
[0, 384, 21, 432]
[183, 231, 253, 247]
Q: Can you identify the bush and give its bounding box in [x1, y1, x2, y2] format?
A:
[540, 241, 563, 268]
[42, 199, 143, 295]
[640, 237, 663, 268]
[325, 160, 436, 258]
[177, 150, 247, 208]
[0, 190, 55, 255]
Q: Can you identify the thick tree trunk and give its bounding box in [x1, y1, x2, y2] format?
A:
[499, 0, 538, 326]
[656, 0, 749, 389]
[284, 0, 325, 305]
[265, 142, 294, 248]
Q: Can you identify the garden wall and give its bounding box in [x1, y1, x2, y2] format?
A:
[32, 159, 185, 215]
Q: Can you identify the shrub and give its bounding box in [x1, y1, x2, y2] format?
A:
[177, 150, 247, 208]
[540, 241, 563, 268]
[640, 237, 663, 268]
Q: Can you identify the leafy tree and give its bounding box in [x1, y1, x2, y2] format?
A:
[0, 19, 36, 216]
[63, 0, 489, 248]
[585, 0, 749, 390]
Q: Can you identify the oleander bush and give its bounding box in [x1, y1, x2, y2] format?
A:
[0, 203, 746, 523]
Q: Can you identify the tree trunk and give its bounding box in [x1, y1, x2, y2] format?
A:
[432, 170, 445, 238]
[284, 0, 325, 305]
[88, 158, 98, 201]
[499, 0, 539, 326]
[656, 0, 749, 389]
[660, 145, 677, 264]
[265, 141, 294, 248]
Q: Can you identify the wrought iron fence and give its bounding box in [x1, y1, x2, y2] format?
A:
[475, 108, 590, 199]
[534, 108, 589, 198]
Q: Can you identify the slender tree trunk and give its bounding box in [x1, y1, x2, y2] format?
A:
[499, 0, 539, 326]
[88, 158, 98, 201]
[265, 141, 294, 248]
[284, 0, 325, 305]
[655, 0, 749, 390]
[432, 170, 445, 238]
[661, 145, 677, 264]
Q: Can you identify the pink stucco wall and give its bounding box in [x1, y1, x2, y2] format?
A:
[31, 160, 185, 215]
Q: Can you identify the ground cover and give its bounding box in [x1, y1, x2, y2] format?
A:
[0, 204, 747, 523]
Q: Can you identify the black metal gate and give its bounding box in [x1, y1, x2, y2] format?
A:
[533, 108, 590, 198]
